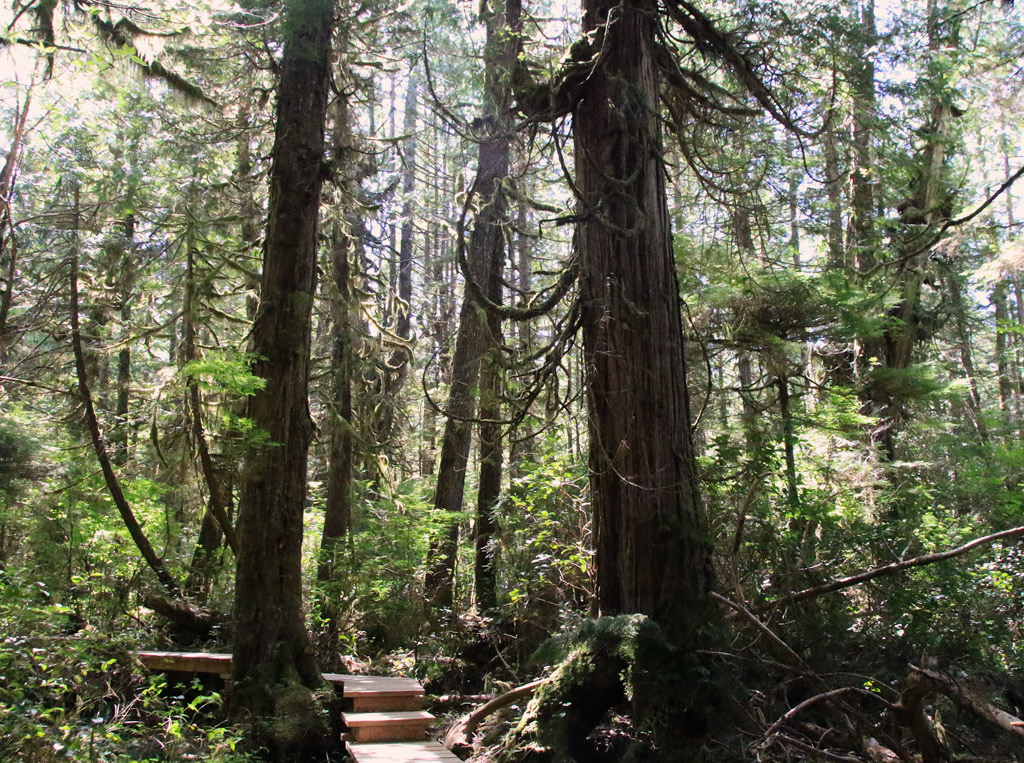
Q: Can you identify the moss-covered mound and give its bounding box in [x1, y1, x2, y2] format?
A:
[494, 615, 720, 763]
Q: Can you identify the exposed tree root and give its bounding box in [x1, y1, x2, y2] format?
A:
[444, 679, 548, 758]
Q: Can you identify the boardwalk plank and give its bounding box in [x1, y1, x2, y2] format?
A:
[347, 741, 461, 762]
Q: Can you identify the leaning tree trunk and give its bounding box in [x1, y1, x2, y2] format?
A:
[574, 0, 711, 640]
[69, 183, 181, 598]
[230, 0, 336, 755]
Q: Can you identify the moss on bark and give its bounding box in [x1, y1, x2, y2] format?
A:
[496, 616, 721, 763]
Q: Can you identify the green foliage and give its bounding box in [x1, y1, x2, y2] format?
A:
[498, 444, 591, 632]
[310, 478, 440, 654]
[0, 580, 250, 762]
[0, 417, 35, 501]
[183, 353, 266, 397]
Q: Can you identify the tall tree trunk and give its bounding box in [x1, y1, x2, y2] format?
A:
[0, 86, 32, 354]
[69, 183, 181, 597]
[420, 154, 444, 477]
[368, 76, 419, 471]
[786, 135, 801, 268]
[474, 334, 503, 613]
[574, 0, 711, 639]
[230, 0, 335, 753]
[824, 104, 846, 272]
[993, 281, 1018, 431]
[423, 0, 519, 617]
[862, 0, 959, 463]
[112, 214, 134, 467]
[848, 0, 877, 275]
[508, 199, 535, 483]
[945, 271, 987, 444]
[320, 82, 363, 583]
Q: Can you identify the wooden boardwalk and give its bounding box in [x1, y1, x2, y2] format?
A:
[135, 651, 461, 762]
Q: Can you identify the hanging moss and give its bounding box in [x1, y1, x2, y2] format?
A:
[495, 615, 723, 763]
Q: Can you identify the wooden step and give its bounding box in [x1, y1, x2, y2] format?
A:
[135, 651, 233, 678]
[342, 710, 434, 743]
[325, 674, 424, 711]
[347, 741, 461, 762]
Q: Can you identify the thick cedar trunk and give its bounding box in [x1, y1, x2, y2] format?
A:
[230, 0, 334, 738]
[574, 0, 711, 638]
[424, 0, 519, 616]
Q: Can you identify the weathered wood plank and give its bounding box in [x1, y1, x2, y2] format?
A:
[342, 710, 434, 743]
[347, 741, 461, 762]
[329, 674, 423, 695]
[135, 651, 233, 675]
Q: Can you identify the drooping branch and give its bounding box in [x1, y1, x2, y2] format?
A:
[662, 0, 817, 138]
[761, 525, 1024, 611]
[456, 177, 578, 322]
[892, 664, 1024, 763]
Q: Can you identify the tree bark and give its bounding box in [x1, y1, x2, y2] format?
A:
[424, 0, 519, 617]
[864, 0, 959, 462]
[993, 280, 1018, 430]
[574, 0, 711, 639]
[945, 269, 987, 444]
[368, 75, 419, 467]
[230, 0, 335, 752]
[848, 0, 877, 274]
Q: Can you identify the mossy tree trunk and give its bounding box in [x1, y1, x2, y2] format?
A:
[230, 0, 336, 754]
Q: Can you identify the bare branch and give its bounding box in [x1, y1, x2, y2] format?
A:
[760, 525, 1024, 612]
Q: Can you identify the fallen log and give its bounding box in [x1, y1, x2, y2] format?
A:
[906, 665, 1024, 745]
[141, 592, 216, 639]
